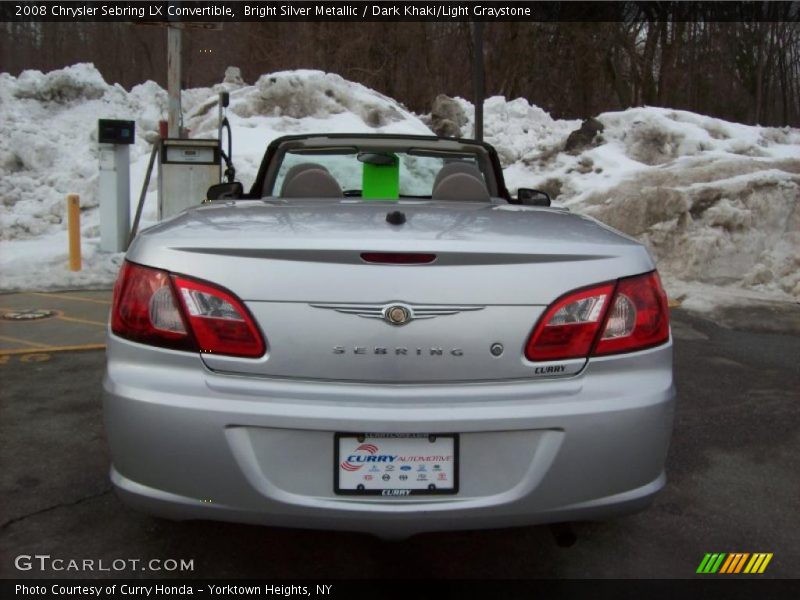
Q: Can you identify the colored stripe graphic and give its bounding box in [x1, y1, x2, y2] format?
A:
[758, 554, 773, 573]
[711, 553, 726, 573]
[734, 553, 749, 573]
[719, 554, 736, 573]
[697, 553, 726, 573]
[698, 552, 773, 574]
[720, 553, 749, 573]
[744, 553, 773, 574]
[696, 554, 713, 573]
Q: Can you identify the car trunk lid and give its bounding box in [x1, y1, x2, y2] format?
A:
[128, 200, 653, 382]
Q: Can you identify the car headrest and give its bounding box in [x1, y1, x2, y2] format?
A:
[280, 163, 328, 196]
[281, 168, 343, 198]
[431, 173, 490, 202]
[433, 162, 486, 190]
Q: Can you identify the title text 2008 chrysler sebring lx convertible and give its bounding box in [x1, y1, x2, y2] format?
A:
[104, 134, 674, 539]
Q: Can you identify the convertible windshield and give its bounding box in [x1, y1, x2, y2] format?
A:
[270, 149, 486, 199]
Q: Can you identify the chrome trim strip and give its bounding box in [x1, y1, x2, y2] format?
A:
[310, 302, 485, 323]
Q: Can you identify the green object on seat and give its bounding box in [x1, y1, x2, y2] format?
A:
[362, 155, 400, 200]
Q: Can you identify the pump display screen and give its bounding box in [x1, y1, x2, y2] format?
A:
[98, 119, 135, 145]
[165, 146, 216, 164]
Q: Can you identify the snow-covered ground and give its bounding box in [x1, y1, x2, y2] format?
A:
[1, 64, 798, 313]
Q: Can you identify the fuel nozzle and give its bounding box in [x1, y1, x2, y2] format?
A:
[218, 91, 235, 183]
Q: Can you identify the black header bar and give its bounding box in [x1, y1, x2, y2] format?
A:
[2, 1, 799, 23]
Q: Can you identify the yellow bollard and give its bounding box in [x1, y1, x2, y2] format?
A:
[67, 194, 81, 272]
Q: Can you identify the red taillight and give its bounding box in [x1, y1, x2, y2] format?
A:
[594, 271, 670, 356]
[111, 261, 265, 358]
[525, 271, 669, 361]
[525, 282, 615, 361]
[111, 262, 194, 352]
[172, 274, 265, 358]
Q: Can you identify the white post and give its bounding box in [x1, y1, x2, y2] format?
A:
[99, 145, 130, 253]
[167, 25, 182, 138]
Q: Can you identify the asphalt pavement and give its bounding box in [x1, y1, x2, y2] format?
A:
[1, 305, 798, 579]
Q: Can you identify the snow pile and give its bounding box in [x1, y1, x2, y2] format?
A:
[183, 69, 431, 191]
[0, 64, 166, 242]
[580, 163, 799, 300]
[573, 110, 799, 302]
[0, 64, 169, 289]
[453, 95, 580, 167]
[455, 99, 800, 303]
[0, 64, 430, 291]
[12, 63, 108, 103]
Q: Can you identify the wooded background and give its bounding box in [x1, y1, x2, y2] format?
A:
[2, 17, 799, 126]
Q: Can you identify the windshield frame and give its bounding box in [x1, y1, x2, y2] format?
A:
[251, 134, 510, 201]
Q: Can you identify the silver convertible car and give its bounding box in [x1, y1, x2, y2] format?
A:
[104, 133, 674, 539]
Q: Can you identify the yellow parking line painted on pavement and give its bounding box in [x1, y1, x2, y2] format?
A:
[1, 306, 106, 326]
[0, 343, 105, 356]
[57, 315, 108, 327]
[0, 334, 55, 349]
[27, 292, 112, 305]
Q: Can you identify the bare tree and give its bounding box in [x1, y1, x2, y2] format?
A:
[2, 20, 798, 126]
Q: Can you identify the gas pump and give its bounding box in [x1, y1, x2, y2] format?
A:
[130, 92, 235, 244]
[157, 138, 221, 219]
[98, 119, 134, 253]
[156, 92, 235, 220]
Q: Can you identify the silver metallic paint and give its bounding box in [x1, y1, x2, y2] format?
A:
[105, 139, 674, 537]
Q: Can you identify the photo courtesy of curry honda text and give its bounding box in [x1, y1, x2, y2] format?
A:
[103, 134, 675, 539]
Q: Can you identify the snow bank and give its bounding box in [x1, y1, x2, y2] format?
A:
[453, 95, 580, 167]
[580, 164, 799, 300]
[453, 99, 799, 303]
[0, 64, 165, 243]
[183, 69, 431, 194]
[0, 64, 430, 291]
[1, 64, 797, 310]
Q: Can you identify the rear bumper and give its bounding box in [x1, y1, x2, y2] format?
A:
[104, 335, 675, 539]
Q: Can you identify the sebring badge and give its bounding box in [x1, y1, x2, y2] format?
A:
[310, 302, 484, 326]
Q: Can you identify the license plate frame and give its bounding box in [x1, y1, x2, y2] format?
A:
[334, 433, 459, 496]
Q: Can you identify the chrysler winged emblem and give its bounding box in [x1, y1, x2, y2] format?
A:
[310, 302, 484, 326]
[385, 305, 411, 325]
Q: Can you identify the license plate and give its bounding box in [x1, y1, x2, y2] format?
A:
[334, 433, 459, 496]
